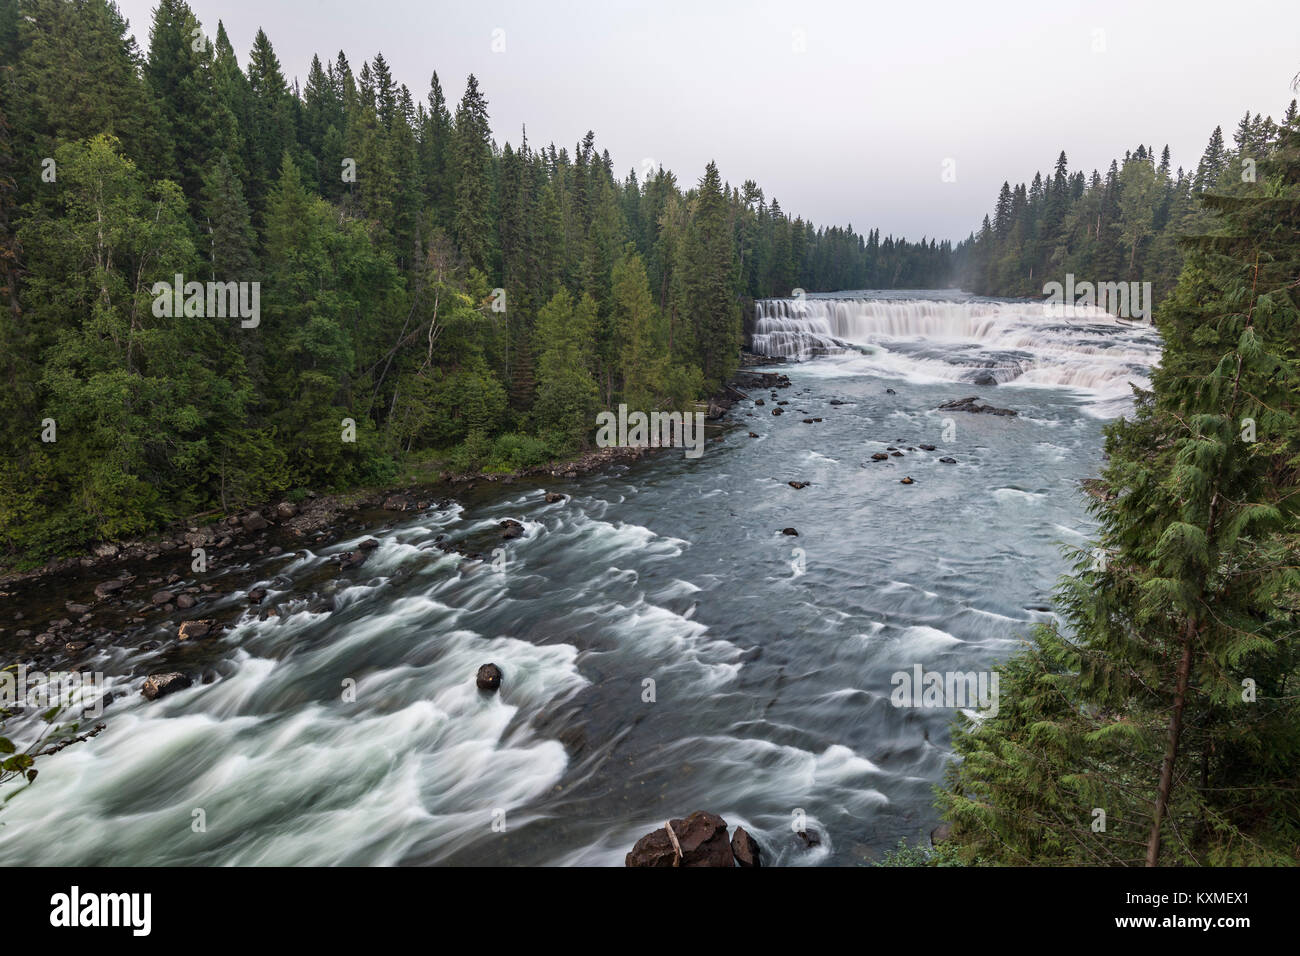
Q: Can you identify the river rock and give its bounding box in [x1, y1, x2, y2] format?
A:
[544, 492, 566, 503]
[937, 396, 1017, 416]
[248, 587, 267, 604]
[499, 519, 525, 539]
[178, 620, 213, 640]
[901, 477, 915, 485]
[939, 456, 957, 464]
[65, 602, 91, 615]
[93, 578, 129, 599]
[754, 398, 765, 406]
[871, 452, 889, 461]
[150, 589, 175, 605]
[476, 663, 503, 691]
[240, 511, 269, 532]
[626, 811, 734, 867]
[731, 826, 761, 867]
[919, 444, 936, 451]
[748, 432, 758, 438]
[176, 593, 196, 609]
[142, 672, 192, 701]
[771, 407, 783, 416]
[886, 388, 896, 395]
[383, 494, 416, 512]
[780, 527, 798, 536]
[970, 370, 999, 386]
[787, 481, 808, 489]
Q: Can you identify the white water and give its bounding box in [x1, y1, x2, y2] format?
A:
[752, 292, 1161, 415]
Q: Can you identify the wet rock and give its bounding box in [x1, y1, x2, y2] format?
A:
[248, 587, 267, 604]
[544, 492, 566, 504]
[240, 511, 269, 532]
[358, 537, 381, 551]
[771, 407, 783, 416]
[65, 602, 91, 616]
[476, 663, 503, 691]
[901, 477, 915, 485]
[276, 501, 298, 520]
[780, 528, 799, 536]
[871, 453, 889, 461]
[340, 550, 368, 569]
[971, 370, 999, 386]
[802, 418, 815, 424]
[93, 578, 129, 600]
[626, 811, 734, 867]
[795, 828, 821, 848]
[919, 444, 936, 451]
[64, 641, 90, 655]
[383, 494, 416, 512]
[890, 451, 903, 457]
[813, 417, 823, 422]
[939, 456, 957, 464]
[150, 590, 175, 605]
[499, 519, 525, 540]
[748, 432, 758, 438]
[178, 620, 213, 641]
[937, 396, 1017, 417]
[754, 398, 765, 406]
[787, 481, 808, 490]
[828, 398, 846, 405]
[731, 826, 761, 867]
[141, 672, 192, 701]
[886, 388, 896, 395]
[175, 593, 196, 610]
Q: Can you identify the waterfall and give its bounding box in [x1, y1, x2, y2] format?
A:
[750, 294, 1161, 398]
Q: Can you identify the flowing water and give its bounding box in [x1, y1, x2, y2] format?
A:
[0, 291, 1161, 866]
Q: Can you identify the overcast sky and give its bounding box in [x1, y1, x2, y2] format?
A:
[115, 0, 1299, 241]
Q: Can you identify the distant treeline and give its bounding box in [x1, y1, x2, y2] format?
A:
[952, 103, 1299, 303]
[0, 0, 952, 564]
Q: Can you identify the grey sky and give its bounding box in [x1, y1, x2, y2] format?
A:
[116, 0, 1299, 242]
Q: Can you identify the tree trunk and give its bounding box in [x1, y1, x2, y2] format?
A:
[1146, 621, 1196, 866]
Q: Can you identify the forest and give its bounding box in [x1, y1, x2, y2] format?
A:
[0, 0, 953, 565]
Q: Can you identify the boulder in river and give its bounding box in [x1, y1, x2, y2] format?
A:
[731, 826, 761, 867]
[626, 811, 734, 867]
[919, 444, 936, 451]
[939, 456, 958, 464]
[970, 370, 999, 386]
[871, 452, 889, 461]
[787, 481, 808, 489]
[771, 407, 783, 416]
[93, 577, 129, 600]
[142, 672, 192, 701]
[248, 587, 267, 604]
[150, 589, 175, 605]
[476, 663, 503, 691]
[178, 620, 214, 641]
[901, 477, 915, 485]
[544, 492, 566, 503]
[780, 527, 799, 536]
[383, 493, 416, 512]
[937, 396, 1017, 417]
[499, 519, 525, 539]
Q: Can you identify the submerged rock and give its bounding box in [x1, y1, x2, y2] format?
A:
[178, 620, 214, 640]
[780, 527, 799, 536]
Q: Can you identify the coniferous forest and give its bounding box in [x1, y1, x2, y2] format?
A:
[0, 0, 1298, 888]
[0, 0, 954, 566]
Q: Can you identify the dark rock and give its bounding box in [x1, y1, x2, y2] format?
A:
[937, 396, 1017, 417]
[276, 501, 298, 520]
[802, 418, 814, 424]
[248, 587, 267, 604]
[625, 811, 734, 867]
[544, 492, 566, 504]
[787, 481, 808, 489]
[240, 511, 269, 532]
[499, 519, 525, 540]
[780, 527, 798, 536]
[476, 663, 503, 691]
[142, 672, 192, 701]
[731, 826, 761, 867]
[901, 477, 915, 485]
[65, 602, 91, 615]
[971, 370, 999, 386]
[150, 590, 175, 605]
[886, 388, 896, 395]
[939, 456, 957, 464]
[178, 620, 213, 641]
[771, 407, 783, 416]
[175, 593, 196, 610]
[795, 828, 821, 848]
[919, 444, 936, 451]
[890, 451, 903, 457]
[871, 453, 889, 461]
[828, 399, 846, 405]
[357, 537, 381, 551]
[340, 550, 368, 569]
[748, 432, 758, 438]
[383, 494, 416, 512]
[754, 398, 765, 406]
[93, 578, 129, 600]
[931, 822, 953, 847]
[64, 641, 90, 655]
